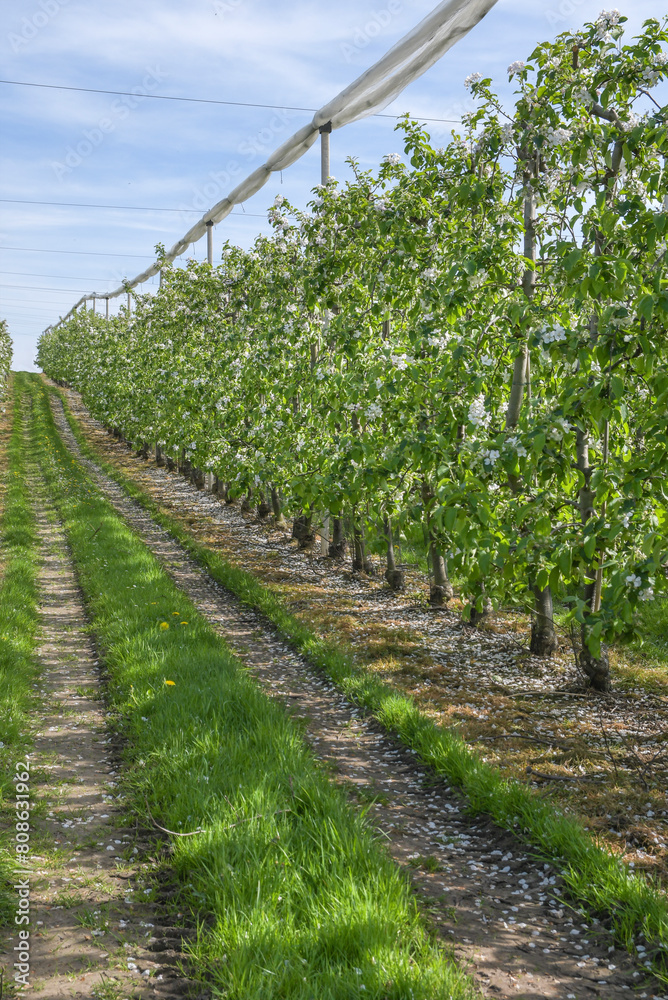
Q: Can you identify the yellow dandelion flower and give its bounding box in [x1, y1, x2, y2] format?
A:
[172, 611, 180, 616]
[159, 622, 169, 630]
[180, 621, 188, 625]
[164, 679, 176, 686]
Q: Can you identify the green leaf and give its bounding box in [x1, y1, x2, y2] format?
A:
[583, 535, 597, 561]
[638, 294, 654, 322]
[535, 516, 551, 536]
[610, 375, 624, 400]
[558, 548, 572, 576]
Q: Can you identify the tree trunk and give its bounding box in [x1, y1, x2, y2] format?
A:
[257, 491, 271, 519]
[320, 514, 330, 556]
[421, 480, 453, 606]
[384, 517, 405, 590]
[469, 586, 492, 626]
[576, 427, 610, 691]
[329, 517, 346, 558]
[271, 487, 287, 528]
[190, 467, 205, 490]
[166, 453, 176, 472]
[352, 519, 365, 573]
[580, 594, 611, 692]
[155, 444, 165, 467]
[429, 545, 453, 606]
[292, 513, 314, 548]
[530, 585, 559, 655]
[212, 477, 228, 500]
[240, 489, 252, 514]
[179, 448, 191, 477]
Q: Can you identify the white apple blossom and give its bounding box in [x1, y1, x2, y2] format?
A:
[573, 86, 594, 107]
[542, 325, 567, 344]
[468, 394, 490, 428]
[594, 9, 621, 41]
[506, 435, 527, 457]
[544, 127, 572, 148]
[641, 52, 668, 87]
[507, 61, 525, 75]
[468, 270, 487, 288]
[427, 335, 451, 349]
[390, 353, 411, 370]
[464, 72, 482, 89]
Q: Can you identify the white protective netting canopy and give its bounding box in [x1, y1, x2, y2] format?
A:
[53, 0, 497, 323]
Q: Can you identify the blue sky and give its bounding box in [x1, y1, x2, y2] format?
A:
[1, 0, 665, 370]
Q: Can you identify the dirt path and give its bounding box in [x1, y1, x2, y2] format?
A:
[0, 449, 205, 997]
[47, 398, 668, 998]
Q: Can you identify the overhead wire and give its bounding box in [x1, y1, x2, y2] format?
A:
[0, 270, 128, 280]
[0, 198, 267, 215]
[0, 246, 157, 258]
[0, 78, 463, 124]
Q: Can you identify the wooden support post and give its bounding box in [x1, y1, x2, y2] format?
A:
[105, 297, 109, 320]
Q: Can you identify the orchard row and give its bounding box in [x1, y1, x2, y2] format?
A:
[39, 12, 668, 690]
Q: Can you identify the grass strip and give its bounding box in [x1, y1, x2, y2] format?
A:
[0, 375, 41, 925]
[29, 375, 475, 998]
[49, 378, 668, 975]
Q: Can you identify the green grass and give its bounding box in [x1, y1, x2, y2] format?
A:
[27, 375, 475, 998]
[0, 375, 40, 926]
[47, 377, 668, 979]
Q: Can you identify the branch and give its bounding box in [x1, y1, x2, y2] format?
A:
[589, 103, 622, 126]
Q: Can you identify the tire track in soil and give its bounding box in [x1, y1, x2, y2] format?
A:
[0, 435, 206, 998]
[49, 393, 668, 1000]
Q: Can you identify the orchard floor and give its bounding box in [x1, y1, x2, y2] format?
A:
[44, 380, 668, 999]
[54, 382, 668, 887]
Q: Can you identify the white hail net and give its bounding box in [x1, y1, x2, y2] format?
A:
[53, 0, 498, 323]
